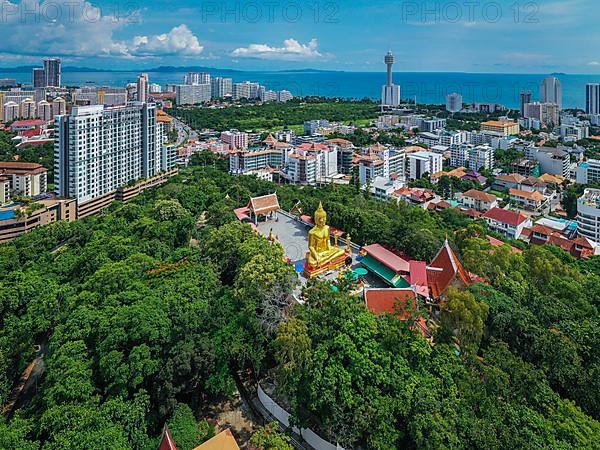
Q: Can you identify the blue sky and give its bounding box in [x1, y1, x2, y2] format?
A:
[0, 0, 599, 73]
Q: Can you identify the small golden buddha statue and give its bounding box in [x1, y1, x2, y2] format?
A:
[307, 202, 346, 269]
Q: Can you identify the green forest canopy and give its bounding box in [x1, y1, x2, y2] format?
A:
[0, 154, 599, 449]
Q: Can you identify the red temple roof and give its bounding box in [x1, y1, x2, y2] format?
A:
[364, 288, 417, 319]
[159, 424, 178, 450]
[427, 240, 471, 299]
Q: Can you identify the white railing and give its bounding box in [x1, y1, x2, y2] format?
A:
[257, 385, 345, 450]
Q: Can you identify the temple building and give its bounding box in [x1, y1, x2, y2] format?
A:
[360, 244, 411, 288]
[426, 240, 472, 299]
[234, 193, 280, 224]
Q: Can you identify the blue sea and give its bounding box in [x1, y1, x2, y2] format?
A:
[4, 70, 600, 110]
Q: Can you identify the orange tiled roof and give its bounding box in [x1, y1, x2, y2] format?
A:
[496, 173, 526, 184]
[462, 189, 498, 203]
[193, 429, 240, 450]
[509, 188, 545, 202]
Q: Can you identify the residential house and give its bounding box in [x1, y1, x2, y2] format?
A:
[493, 173, 526, 191]
[509, 188, 548, 211]
[457, 189, 499, 212]
[522, 223, 596, 259]
[392, 187, 438, 209]
[483, 207, 532, 239]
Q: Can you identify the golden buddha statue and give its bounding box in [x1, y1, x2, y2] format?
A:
[307, 202, 346, 270]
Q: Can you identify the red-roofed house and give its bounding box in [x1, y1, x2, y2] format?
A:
[522, 224, 596, 259]
[427, 240, 472, 300]
[483, 207, 532, 239]
[9, 119, 46, 133]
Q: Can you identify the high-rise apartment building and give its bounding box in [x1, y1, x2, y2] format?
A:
[232, 82, 260, 100]
[520, 91, 532, 116]
[446, 92, 463, 113]
[221, 130, 249, 149]
[586, 83, 600, 115]
[278, 90, 293, 102]
[524, 102, 560, 127]
[32, 68, 46, 88]
[175, 84, 211, 105]
[37, 100, 52, 121]
[3, 102, 19, 122]
[540, 76, 562, 110]
[577, 188, 600, 243]
[211, 77, 233, 98]
[136, 74, 149, 103]
[55, 103, 174, 210]
[52, 97, 66, 117]
[20, 98, 36, 119]
[185, 72, 211, 85]
[43, 58, 61, 87]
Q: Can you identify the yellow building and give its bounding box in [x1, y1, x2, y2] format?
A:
[481, 120, 520, 136]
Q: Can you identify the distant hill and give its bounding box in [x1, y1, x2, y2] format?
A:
[0, 65, 337, 74]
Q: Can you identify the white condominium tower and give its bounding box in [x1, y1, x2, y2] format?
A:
[540, 76, 562, 110]
[55, 103, 173, 205]
[185, 72, 211, 85]
[381, 51, 401, 108]
[446, 92, 463, 113]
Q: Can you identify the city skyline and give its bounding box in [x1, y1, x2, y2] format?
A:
[0, 0, 599, 73]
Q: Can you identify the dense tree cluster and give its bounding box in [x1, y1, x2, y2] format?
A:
[0, 154, 599, 448]
[171, 99, 379, 132]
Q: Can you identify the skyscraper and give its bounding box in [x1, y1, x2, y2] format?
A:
[540, 76, 562, 110]
[32, 68, 46, 88]
[586, 83, 600, 115]
[381, 51, 401, 108]
[43, 58, 61, 87]
[520, 91, 532, 116]
[446, 92, 463, 113]
[136, 73, 149, 103]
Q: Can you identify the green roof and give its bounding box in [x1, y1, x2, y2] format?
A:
[361, 255, 410, 288]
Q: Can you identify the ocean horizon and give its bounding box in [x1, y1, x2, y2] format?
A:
[3, 69, 600, 110]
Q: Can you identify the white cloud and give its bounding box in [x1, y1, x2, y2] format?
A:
[131, 25, 204, 56]
[588, 61, 600, 66]
[0, 0, 204, 60]
[231, 38, 324, 61]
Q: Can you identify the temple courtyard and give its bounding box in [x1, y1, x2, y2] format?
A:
[256, 211, 386, 301]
